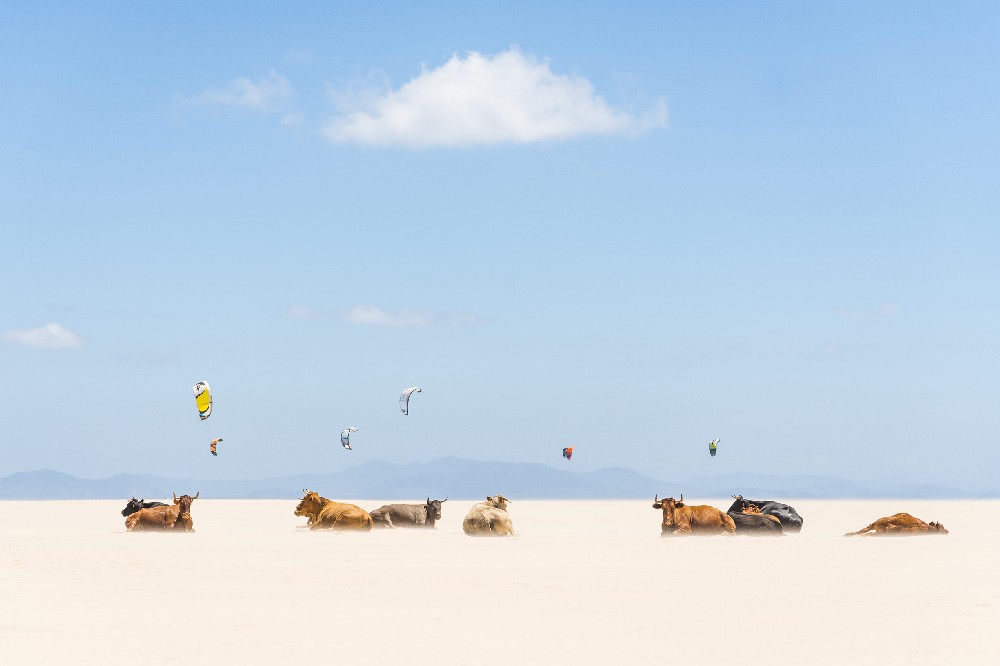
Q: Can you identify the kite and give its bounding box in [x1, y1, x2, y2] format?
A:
[210, 438, 222, 457]
[399, 387, 422, 415]
[562, 447, 574, 461]
[341, 427, 358, 450]
[709, 438, 719, 457]
[193, 381, 212, 420]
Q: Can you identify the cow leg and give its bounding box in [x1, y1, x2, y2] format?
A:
[844, 522, 880, 537]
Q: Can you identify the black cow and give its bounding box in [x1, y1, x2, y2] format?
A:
[726, 499, 784, 535]
[727, 495, 803, 532]
[121, 497, 167, 517]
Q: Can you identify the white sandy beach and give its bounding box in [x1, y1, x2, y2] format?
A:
[1, 498, 996, 665]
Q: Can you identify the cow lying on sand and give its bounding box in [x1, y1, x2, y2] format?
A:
[726, 497, 782, 535]
[653, 495, 736, 536]
[121, 497, 167, 517]
[727, 495, 803, 532]
[371, 498, 447, 528]
[295, 490, 373, 531]
[844, 513, 948, 536]
[125, 492, 198, 531]
[463, 495, 514, 536]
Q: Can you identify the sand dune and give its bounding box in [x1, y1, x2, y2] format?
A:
[1, 498, 996, 664]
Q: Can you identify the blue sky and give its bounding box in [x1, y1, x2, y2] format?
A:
[1, 2, 997, 488]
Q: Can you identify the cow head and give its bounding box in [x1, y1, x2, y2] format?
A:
[653, 494, 684, 527]
[726, 494, 748, 513]
[295, 490, 321, 518]
[425, 497, 447, 521]
[929, 521, 949, 534]
[175, 494, 195, 519]
[122, 498, 143, 517]
[487, 495, 511, 511]
[171, 492, 198, 517]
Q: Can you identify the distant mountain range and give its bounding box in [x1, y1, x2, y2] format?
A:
[0, 457, 995, 500]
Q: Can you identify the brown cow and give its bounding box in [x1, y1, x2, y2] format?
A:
[844, 512, 948, 537]
[294, 490, 373, 531]
[652, 494, 736, 536]
[125, 492, 198, 531]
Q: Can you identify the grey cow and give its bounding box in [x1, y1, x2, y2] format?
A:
[370, 498, 447, 528]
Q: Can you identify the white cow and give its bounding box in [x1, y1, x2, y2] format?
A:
[462, 495, 514, 536]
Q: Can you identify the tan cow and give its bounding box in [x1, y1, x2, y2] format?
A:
[652, 494, 736, 536]
[294, 490, 373, 531]
[125, 492, 198, 531]
[462, 495, 514, 536]
[844, 512, 948, 536]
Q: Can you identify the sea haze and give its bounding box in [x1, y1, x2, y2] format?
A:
[0, 457, 993, 500]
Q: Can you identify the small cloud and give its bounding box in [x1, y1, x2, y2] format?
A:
[286, 305, 322, 320]
[281, 111, 306, 126]
[838, 304, 901, 321]
[290, 304, 485, 327]
[324, 47, 667, 148]
[2, 323, 85, 349]
[178, 70, 293, 112]
[340, 306, 432, 327]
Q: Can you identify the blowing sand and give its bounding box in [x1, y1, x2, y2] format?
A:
[1, 498, 997, 665]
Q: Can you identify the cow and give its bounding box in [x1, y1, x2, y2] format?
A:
[294, 490, 373, 531]
[121, 497, 168, 517]
[844, 513, 949, 537]
[462, 495, 514, 536]
[370, 498, 447, 528]
[726, 496, 783, 535]
[727, 495, 804, 532]
[652, 494, 736, 536]
[125, 492, 198, 531]
[170, 492, 197, 532]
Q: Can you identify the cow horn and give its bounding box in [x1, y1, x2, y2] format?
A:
[442, 498, 448, 502]
[654, 494, 658, 502]
[679, 493, 683, 503]
[173, 492, 177, 502]
[194, 491, 200, 499]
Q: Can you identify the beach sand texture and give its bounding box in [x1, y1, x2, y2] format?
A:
[2, 498, 996, 665]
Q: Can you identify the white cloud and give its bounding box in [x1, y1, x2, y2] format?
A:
[3, 323, 85, 349]
[180, 70, 293, 112]
[838, 304, 901, 321]
[324, 48, 667, 148]
[340, 306, 432, 327]
[288, 304, 484, 327]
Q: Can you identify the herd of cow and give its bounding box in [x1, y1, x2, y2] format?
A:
[120, 491, 949, 537]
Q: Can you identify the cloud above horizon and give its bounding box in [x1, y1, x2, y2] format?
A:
[179, 70, 293, 112]
[286, 305, 483, 327]
[838, 304, 901, 321]
[324, 48, 667, 148]
[2, 323, 85, 349]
